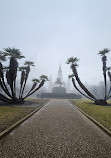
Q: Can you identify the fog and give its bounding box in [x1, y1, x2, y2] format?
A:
[1, 0, 111, 88]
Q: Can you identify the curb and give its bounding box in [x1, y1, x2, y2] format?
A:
[70, 102, 111, 137]
[0, 102, 47, 139]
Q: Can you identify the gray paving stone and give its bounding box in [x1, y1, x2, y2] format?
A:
[0, 99, 111, 158]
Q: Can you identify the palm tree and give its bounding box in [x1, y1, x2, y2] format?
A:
[98, 48, 110, 99]
[25, 79, 40, 97]
[40, 75, 49, 81]
[18, 66, 27, 98]
[98, 48, 109, 56]
[23, 75, 48, 99]
[3, 48, 25, 102]
[67, 49, 111, 105]
[67, 57, 96, 100]
[66, 57, 79, 65]
[20, 61, 34, 98]
[70, 76, 94, 101]
[0, 47, 48, 104]
[68, 73, 91, 99]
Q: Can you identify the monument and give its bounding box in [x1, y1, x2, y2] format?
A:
[37, 65, 82, 99]
[52, 65, 66, 94]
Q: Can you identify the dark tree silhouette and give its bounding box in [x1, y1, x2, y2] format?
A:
[0, 47, 48, 104]
[67, 48, 111, 105]
[98, 48, 110, 99]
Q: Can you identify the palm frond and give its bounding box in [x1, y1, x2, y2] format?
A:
[4, 47, 25, 59]
[24, 61, 35, 66]
[32, 78, 40, 83]
[68, 74, 74, 79]
[66, 57, 79, 65]
[98, 48, 110, 56]
[40, 75, 49, 81]
[0, 51, 7, 62]
[19, 66, 27, 71]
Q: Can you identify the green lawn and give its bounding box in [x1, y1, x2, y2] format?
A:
[0, 98, 46, 133]
[71, 99, 111, 131]
[0, 106, 36, 133]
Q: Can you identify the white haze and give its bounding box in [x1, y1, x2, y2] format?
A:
[0, 0, 111, 88]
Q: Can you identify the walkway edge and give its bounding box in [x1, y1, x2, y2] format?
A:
[0, 103, 47, 139]
[70, 102, 111, 137]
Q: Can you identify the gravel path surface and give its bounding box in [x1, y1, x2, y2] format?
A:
[0, 99, 111, 158]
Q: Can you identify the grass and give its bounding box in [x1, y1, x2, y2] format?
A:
[0, 98, 48, 133]
[0, 106, 36, 132]
[71, 99, 111, 131]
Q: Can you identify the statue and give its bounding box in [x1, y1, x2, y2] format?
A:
[53, 65, 66, 93]
[55, 78, 65, 87]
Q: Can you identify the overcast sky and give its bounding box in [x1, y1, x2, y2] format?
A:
[0, 0, 111, 86]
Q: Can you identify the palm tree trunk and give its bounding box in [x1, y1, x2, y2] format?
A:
[13, 79, 16, 98]
[106, 79, 111, 99]
[106, 74, 111, 99]
[104, 73, 107, 99]
[8, 57, 18, 102]
[71, 64, 96, 100]
[72, 78, 95, 101]
[102, 55, 107, 99]
[19, 85, 23, 98]
[20, 66, 30, 98]
[11, 82, 15, 100]
[106, 83, 111, 99]
[0, 78, 12, 98]
[0, 93, 11, 103]
[23, 80, 44, 99]
[25, 83, 37, 97]
[20, 80, 27, 98]
[19, 71, 25, 98]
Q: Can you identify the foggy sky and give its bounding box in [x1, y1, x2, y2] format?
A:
[0, 0, 111, 86]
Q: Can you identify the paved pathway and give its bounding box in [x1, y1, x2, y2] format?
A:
[0, 99, 111, 158]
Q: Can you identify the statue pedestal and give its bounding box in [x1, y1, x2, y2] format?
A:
[52, 87, 66, 94]
[37, 86, 82, 99]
